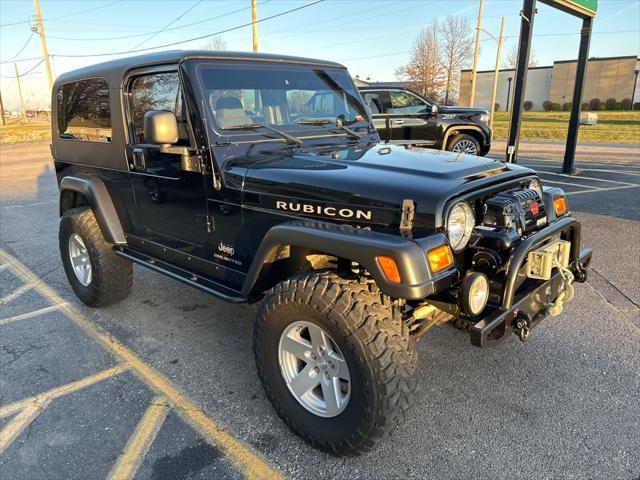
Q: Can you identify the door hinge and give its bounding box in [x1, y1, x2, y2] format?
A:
[206, 216, 215, 233]
[399, 199, 415, 238]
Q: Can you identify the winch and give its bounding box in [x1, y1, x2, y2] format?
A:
[482, 188, 547, 235]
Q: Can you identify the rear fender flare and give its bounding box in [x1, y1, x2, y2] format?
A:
[241, 221, 456, 300]
[59, 176, 126, 244]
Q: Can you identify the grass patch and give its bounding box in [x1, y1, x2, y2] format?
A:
[492, 111, 640, 143]
[0, 121, 51, 144]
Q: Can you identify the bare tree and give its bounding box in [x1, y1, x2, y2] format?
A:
[504, 44, 538, 69]
[203, 35, 228, 51]
[439, 15, 473, 105]
[395, 20, 444, 101]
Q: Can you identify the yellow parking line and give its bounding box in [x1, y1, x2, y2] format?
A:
[0, 364, 131, 419]
[0, 249, 283, 480]
[107, 396, 170, 480]
[0, 303, 69, 326]
[0, 400, 51, 455]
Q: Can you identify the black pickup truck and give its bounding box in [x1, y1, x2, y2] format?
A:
[359, 85, 492, 155]
[52, 50, 591, 455]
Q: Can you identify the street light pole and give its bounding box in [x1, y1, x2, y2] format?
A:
[14, 63, 28, 121]
[489, 17, 506, 131]
[469, 0, 485, 107]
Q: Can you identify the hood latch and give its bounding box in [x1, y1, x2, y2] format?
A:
[399, 199, 415, 238]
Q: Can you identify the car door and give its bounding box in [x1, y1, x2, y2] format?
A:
[361, 90, 392, 142]
[125, 68, 210, 249]
[387, 90, 438, 146]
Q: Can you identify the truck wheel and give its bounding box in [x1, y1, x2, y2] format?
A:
[448, 133, 481, 155]
[254, 271, 418, 455]
[59, 207, 132, 307]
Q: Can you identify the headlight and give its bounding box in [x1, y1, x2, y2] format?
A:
[479, 113, 489, 125]
[528, 178, 543, 199]
[446, 202, 475, 251]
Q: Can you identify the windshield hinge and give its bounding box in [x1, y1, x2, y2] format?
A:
[206, 215, 215, 233]
[399, 199, 415, 238]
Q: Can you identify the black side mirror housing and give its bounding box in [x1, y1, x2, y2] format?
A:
[143, 111, 200, 173]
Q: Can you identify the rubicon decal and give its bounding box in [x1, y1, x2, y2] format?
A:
[275, 201, 373, 221]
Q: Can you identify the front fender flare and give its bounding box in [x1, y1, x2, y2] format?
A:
[60, 176, 126, 244]
[241, 221, 457, 300]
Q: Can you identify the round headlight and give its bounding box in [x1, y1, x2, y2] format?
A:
[460, 272, 489, 317]
[446, 202, 475, 251]
[528, 178, 543, 199]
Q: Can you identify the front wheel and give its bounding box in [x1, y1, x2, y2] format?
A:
[448, 133, 481, 155]
[253, 271, 418, 455]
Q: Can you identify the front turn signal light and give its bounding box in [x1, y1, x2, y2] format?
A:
[377, 256, 401, 283]
[427, 244, 454, 273]
[554, 196, 568, 216]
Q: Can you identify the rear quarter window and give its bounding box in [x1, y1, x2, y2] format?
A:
[56, 78, 112, 142]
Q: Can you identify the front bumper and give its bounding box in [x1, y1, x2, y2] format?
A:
[469, 216, 592, 347]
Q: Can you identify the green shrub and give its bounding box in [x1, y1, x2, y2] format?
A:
[550, 102, 561, 111]
[563, 102, 572, 111]
[523, 100, 533, 111]
[589, 98, 601, 110]
[605, 98, 617, 110]
[543, 100, 552, 111]
[614, 102, 623, 110]
[494, 103, 500, 112]
[634, 102, 640, 111]
[596, 104, 606, 111]
[621, 98, 632, 110]
[581, 102, 589, 111]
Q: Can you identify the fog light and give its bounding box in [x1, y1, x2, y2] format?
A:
[460, 272, 489, 317]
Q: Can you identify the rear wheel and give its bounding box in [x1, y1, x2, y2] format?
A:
[254, 271, 418, 455]
[448, 133, 481, 155]
[59, 207, 132, 307]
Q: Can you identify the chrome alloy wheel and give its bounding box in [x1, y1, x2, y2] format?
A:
[68, 233, 92, 286]
[278, 321, 351, 417]
[451, 139, 478, 155]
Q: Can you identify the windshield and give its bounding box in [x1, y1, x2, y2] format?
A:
[195, 63, 368, 131]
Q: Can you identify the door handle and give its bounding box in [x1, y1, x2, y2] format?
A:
[392, 119, 405, 125]
[131, 148, 146, 171]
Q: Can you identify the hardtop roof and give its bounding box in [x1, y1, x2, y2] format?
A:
[53, 50, 346, 88]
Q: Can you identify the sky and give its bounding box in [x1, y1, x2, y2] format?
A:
[1, 0, 639, 110]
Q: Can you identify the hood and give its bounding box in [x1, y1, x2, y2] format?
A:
[237, 143, 534, 231]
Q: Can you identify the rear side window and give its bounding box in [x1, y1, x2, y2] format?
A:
[362, 91, 387, 115]
[57, 78, 111, 142]
[388, 91, 428, 114]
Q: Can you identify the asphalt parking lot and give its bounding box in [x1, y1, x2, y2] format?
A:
[1, 141, 639, 479]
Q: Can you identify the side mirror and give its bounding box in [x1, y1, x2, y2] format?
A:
[144, 111, 179, 145]
[431, 104, 438, 115]
[143, 111, 201, 173]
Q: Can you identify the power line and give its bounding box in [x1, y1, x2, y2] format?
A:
[49, 0, 325, 59]
[131, 0, 204, 50]
[5, 33, 34, 62]
[0, 0, 123, 27]
[45, 1, 270, 42]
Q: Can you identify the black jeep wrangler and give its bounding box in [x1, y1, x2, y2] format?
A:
[53, 51, 591, 455]
[359, 85, 492, 155]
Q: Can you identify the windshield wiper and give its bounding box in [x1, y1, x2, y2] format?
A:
[297, 119, 362, 140]
[224, 123, 303, 146]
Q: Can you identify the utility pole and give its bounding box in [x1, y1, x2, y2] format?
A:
[469, 0, 484, 107]
[0, 91, 6, 126]
[251, 0, 259, 53]
[14, 63, 28, 121]
[489, 17, 506, 131]
[33, 0, 54, 92]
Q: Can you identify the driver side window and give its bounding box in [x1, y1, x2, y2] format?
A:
[388, 91, 428, 114]
[129, 71, 190, 146]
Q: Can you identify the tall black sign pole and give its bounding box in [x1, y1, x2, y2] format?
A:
[505, 0, 537, 163]
[562, 16, 592, 174]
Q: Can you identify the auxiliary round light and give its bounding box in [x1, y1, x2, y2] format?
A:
[446, 202, 475, 251]
[460, 272, 489, 317]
